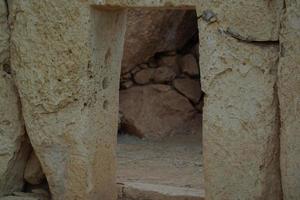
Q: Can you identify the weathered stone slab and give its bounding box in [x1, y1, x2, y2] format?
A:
[94, 0, 283, 41]
[11, 1, 127, 199]
[278, 1, 300, 199]
[92, 0, 197, 8]
[198, 0, 283, 41]
[118, 182, 204, 200]
[0, 191, 49, 200]
[198, 13, 282, 200]
[0, 0, 31, 196]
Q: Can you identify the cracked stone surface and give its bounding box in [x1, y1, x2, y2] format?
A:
[95, 0, 283, 41]
[199, 0, 283, 41]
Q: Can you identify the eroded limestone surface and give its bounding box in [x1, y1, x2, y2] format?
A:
[11, 1, 126, 199]
[0, 0, 31, 196]
[198, 12, 282, 199]
[279, 1, 300, 199]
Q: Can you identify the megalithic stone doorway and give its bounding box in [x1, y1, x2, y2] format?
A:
[7, 0, 296, 200]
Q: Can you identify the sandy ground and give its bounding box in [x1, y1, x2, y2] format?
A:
[117, 134, 204, 190]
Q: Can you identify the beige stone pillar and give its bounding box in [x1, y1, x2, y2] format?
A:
[0, 0, 31, 196]
[279, 1, 300, 199]
[197, 1, 282, 199]
[10, 1, 127, 199]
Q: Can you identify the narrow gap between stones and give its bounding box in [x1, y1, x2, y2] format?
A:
[277, 1, 286, 197]
[4, 0, 8, 20]
[274, 80, 284, 199]
[223, 29, 280, 45]
[117, 8, 205, 200]
[1, 81, 51, 199]
[14, 89, 50, 199]
[21, 136, 50, 200]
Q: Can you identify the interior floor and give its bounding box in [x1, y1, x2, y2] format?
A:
[117, 134, 204, 190]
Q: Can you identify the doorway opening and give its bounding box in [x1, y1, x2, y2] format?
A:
[117, 8, 204, 199]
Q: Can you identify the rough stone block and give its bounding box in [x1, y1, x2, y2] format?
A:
[198, 15, 282, 200]
[10, 1, 127, 199]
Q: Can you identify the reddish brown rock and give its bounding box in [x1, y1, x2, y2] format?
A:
[173, 78, 202, 104]
[121, 9, 198, 74]
[179, 54, 199, 77]
[157, 55, 180, 75]
[153, 67, 176, 83]
[190, 43, 199, 59]
[133, 69, 155, 85]
[120, 80, 134, 89]
[119, 85, 201, 139]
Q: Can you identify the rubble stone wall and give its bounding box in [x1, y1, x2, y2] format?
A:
[119, 31, 203, 139]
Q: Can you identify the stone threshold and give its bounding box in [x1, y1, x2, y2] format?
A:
[117, 182, 205, 200]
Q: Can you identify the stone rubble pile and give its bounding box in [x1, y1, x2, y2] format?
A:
[119, 41, 204, 139]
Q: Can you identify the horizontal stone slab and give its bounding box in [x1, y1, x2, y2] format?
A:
[118, 182, 205, 200]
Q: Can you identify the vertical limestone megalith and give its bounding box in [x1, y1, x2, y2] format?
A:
[197, 1, 282, 199]
[279, 1, 300, 199]
[0, 0, 31, 196]
[10, 1, 127, 199]
[200, 25, 282, 200]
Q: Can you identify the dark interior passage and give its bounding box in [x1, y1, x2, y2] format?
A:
[117, 8, 204, 199]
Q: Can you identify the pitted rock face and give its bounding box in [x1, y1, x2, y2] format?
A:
[10, 1, 126, 199]
[199, 17, 282, 200]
